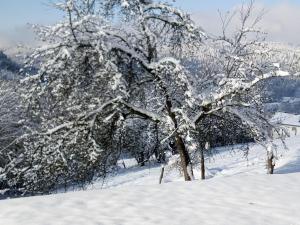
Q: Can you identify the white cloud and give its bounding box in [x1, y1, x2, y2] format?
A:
[261, 2, 300, 45]
[191, 1, 300, 45]
[1, 1, 300, 51]
[0, 26, 39, 55]
[0, 34, 14, 50]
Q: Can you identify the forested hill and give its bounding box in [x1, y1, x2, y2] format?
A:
[0, 51, 20, 72]
[0, 50, 37, 79]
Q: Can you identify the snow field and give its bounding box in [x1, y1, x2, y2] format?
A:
[1, 136, 300, 225]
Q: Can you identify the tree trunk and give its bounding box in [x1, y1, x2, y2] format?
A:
[138, 152, 145, 166]
[200, 149, 205, 180]
[159, 166, 165, 184]
[164, 91, 193, 181]
[267, 151, 275, 174]
[175, 134, 193, 181]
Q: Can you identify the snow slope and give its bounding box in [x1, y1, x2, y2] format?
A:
[271, 112, 300, 126]
[0, 173, 300, 225]
[95, 135, 300, 189]
[1, 136, 300, 225]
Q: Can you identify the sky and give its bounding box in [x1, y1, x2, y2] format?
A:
[173, 0, 300, 11]
[1, 0, 300, 49]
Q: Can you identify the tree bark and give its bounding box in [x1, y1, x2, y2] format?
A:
[175, 133, 193, 181]
[159, 166, 165, 184]
[267, 151, 275, 174]
[150, 63, 194, 181]
[138, 152, 145, 166]
[200, 148, 205, 180]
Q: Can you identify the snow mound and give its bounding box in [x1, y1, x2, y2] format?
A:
[0, 173, 300, 225]
[271, 112, 300, 126]
[95, 136, 300, 189]
[1, 136, 300, 225]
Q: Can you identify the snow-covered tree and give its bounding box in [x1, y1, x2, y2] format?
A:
[4, 0, 299, 194]
[187, 1, 300, 174]
[9, 0, 128, 192]
[0, 80, 25, 191]
[97, 0, 204, 180]
[21, 0, 203, 185]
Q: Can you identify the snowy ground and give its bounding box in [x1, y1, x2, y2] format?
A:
[1, 136, 300, 225]
[95, 135, 300, 189]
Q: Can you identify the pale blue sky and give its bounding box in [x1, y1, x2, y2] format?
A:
[0, 0, 62, 31]
[1, 0, 300, 47]
[174, 0, 300, 10]
[1, 0, 300, 31]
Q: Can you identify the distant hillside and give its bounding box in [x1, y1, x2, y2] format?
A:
[0, 51, 21, 80]
[261, 77, 300, 114]
[265, 77, 300, 101]
[0, 51, 20, 72]
[0, 50, 37, 80]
